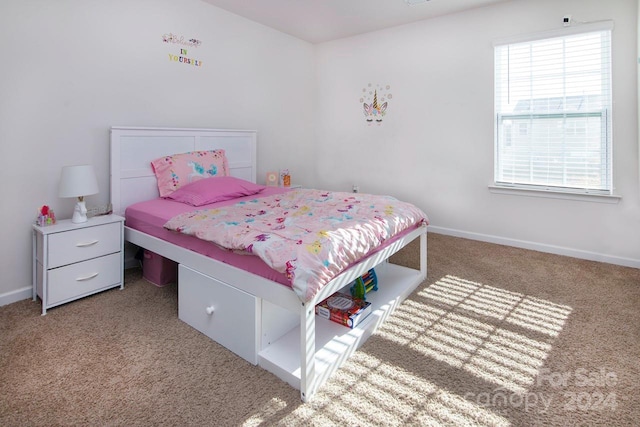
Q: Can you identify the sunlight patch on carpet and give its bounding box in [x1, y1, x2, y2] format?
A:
[274, 351, 511, 427]
[243, 397, 287, 427]
[376, 274, 572, 395]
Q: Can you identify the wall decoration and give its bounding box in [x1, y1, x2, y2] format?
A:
[361, 83, 392, 125]
[163, 32, 203, 67]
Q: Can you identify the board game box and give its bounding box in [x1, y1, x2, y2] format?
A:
[315, 292, 372, 329]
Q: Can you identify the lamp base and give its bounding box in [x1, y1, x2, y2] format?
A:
[71, 200, 88, 223]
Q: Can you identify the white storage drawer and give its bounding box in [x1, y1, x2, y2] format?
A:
[47, 252, 122, 305]
[47, 222, 121, 268]
[178, 265, 259, 365]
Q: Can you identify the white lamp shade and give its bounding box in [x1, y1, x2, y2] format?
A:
[58, 165, 99, 199]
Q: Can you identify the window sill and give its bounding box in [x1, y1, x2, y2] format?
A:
[488, 185, 621, 204]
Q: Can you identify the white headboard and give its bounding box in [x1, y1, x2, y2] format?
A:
[110, 126, 257, 216]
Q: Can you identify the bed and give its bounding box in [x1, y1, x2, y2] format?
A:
[110, 126, 427, 401]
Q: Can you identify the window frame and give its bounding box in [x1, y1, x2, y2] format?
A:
[492, 22, 615, 198]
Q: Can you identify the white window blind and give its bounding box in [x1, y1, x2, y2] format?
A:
[494, 24, 612, 194]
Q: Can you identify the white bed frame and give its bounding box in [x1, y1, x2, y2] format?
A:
[110, 126, 427, 401]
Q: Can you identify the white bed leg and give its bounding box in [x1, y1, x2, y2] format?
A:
[299, 302, 316, 402]
[420, 231, 427, 279]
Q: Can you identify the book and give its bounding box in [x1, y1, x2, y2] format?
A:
[315, 292, 372, 329]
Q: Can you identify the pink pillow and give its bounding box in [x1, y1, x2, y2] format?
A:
[166, 176, 266, 206]
[151, 150, 229, 197]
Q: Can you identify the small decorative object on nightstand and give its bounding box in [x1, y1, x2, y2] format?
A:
[32, 214, 125, 315]
[36, 205, 56, 226]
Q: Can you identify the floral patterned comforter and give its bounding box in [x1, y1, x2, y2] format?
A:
[164, 189, 429, 302]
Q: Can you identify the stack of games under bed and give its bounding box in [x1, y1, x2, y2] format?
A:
[314, 268, 378, 329]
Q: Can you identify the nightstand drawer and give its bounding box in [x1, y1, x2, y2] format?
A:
[47, 253, 121, 305]
[47, 222, 121, 268]
[178, 265, 259, 364]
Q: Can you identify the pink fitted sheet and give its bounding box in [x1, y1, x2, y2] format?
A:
[125, 187, 292, 286]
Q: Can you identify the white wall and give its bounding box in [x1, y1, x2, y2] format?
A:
[314, 0, 640, 267]
[0, 0, 315, 300]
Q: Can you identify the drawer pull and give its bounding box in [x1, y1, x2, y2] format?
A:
[76, 272, 99, 281]
[76, 240, 99, 248]
[205, 306, 215, 315]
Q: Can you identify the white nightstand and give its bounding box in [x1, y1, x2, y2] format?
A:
[32, 214, 125, 315]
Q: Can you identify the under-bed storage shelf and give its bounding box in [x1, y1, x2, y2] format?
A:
[258, 261, 422, 390]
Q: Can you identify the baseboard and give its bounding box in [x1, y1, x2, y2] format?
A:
[0, 286, 33, 308]
[428, 225, 640, 269]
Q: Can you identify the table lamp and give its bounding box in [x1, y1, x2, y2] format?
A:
[58, 165, 99, 223]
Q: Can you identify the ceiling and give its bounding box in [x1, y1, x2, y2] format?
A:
[200, 0, 511, 44]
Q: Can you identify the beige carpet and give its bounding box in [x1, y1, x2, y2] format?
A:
[1, 233, 638, 426]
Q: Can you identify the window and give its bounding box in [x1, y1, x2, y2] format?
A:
[494, 23, 612, 195]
